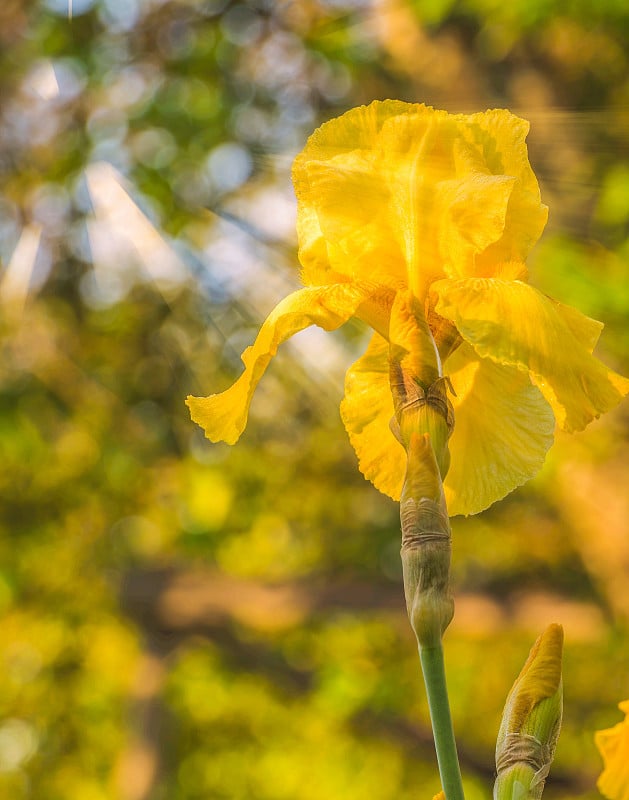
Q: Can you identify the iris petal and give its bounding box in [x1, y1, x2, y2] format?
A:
[438, 172, 516, 279]
[293, 102, 411, 289]
[445, 343, 554, 516]
[596, 703, 629, 800]
[340, 336, 554, 516]
[294, 101, 547, 293]
[433, 277, 629, 432]
[340, 333, 406, 500]
[187, 282, 390, 445]
[463, 109, 548, 272]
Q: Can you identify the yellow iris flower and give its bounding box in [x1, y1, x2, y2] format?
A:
[596, 701, 629, 800]
[187, 101, 628, 516]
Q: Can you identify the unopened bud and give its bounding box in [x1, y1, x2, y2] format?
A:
[400, 432, 454, 647]
[494, 624, 564, 800]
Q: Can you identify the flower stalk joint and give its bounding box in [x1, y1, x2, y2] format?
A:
[399, 431, 454, 648]
[390, 367, 454, 480]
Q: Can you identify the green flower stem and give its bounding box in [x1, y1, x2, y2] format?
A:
[420, 642, 465, 800]
[397, 432, 463, 800]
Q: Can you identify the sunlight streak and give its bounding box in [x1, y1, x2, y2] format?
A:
[1, 223, 42, 318]
[85, 161, 187, 303]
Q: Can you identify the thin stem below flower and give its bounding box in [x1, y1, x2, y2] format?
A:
[396, 423, 460, 800]
[419, 643, 465, 800]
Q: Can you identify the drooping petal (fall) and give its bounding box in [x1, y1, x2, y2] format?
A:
[340, 332, 406, 501]
[187, 282, 390, 445]
[444, 342, 555, 515]
[432, 277, 629, 432]
[596, 701, 629, 800]
[340, 336, 554, 516]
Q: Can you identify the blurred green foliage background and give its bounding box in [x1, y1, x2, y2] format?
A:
[1, 0, 629, 798]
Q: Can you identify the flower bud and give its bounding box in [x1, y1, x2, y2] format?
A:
[400, 432, 454, 647]
[494, 624, 563, 800]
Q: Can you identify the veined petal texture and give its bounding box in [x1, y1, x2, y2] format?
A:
[433, 277, 629, 432]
